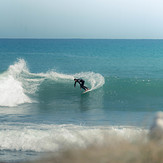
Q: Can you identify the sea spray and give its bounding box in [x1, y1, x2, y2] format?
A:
[0, 59, 32, 107]
[74, 72, 105, 91]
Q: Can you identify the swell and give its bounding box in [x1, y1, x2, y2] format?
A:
[102, 77, 163, 111]
[0, 59, 105, 107]
[105, 77, 163, 97]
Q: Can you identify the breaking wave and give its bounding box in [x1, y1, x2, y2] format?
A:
[0, 122, 145, 152]
[0, 59, 105, 107]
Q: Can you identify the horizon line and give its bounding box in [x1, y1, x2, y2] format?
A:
[0, 37, 163, 40]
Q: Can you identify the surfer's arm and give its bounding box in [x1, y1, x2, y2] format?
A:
[74, 81, 76, 87]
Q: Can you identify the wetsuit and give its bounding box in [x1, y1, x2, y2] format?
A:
[74, 79, 88, 91]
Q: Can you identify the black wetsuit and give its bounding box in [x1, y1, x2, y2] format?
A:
[74, 79, 88, 91]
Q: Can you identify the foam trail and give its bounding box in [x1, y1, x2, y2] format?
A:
[46, 71, 74, 81]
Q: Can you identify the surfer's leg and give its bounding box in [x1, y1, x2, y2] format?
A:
[85, 86, 88, 90]
[81, 85, 87, 91]
[82, 86, 88, 91]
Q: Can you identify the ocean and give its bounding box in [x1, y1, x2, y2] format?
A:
[0, 39, 163, 162]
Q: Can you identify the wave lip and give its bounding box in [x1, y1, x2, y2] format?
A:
[0, 59, 32, 107]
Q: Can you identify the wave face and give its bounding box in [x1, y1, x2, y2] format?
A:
[1, 59, 163, 111]
[105, 77, 163, 97]
[0, 59, 105, 107]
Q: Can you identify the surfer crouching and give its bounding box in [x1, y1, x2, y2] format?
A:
[74, 78, 89, 91]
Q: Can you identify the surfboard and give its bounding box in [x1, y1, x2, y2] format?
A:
[82, 89, 91, 94]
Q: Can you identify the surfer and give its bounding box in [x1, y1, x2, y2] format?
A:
[74, 78, 89, 91]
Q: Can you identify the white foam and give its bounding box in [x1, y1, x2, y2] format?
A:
[0, 123, 145, 152]
[0, 74, 31, 107]
[0, 59, 42, 106]
[0, 59, 33, 107]
[47, 71, 74, 82]
[8, 58, 29, 76]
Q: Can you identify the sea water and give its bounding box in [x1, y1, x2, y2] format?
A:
[0, 39, 163, 162]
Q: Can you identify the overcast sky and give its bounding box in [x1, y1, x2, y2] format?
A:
[0, 0, 163, 39]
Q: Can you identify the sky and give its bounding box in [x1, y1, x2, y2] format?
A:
[0, 0, 163, 39]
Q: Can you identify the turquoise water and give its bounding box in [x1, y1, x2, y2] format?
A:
[0, 39, 163, 162]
